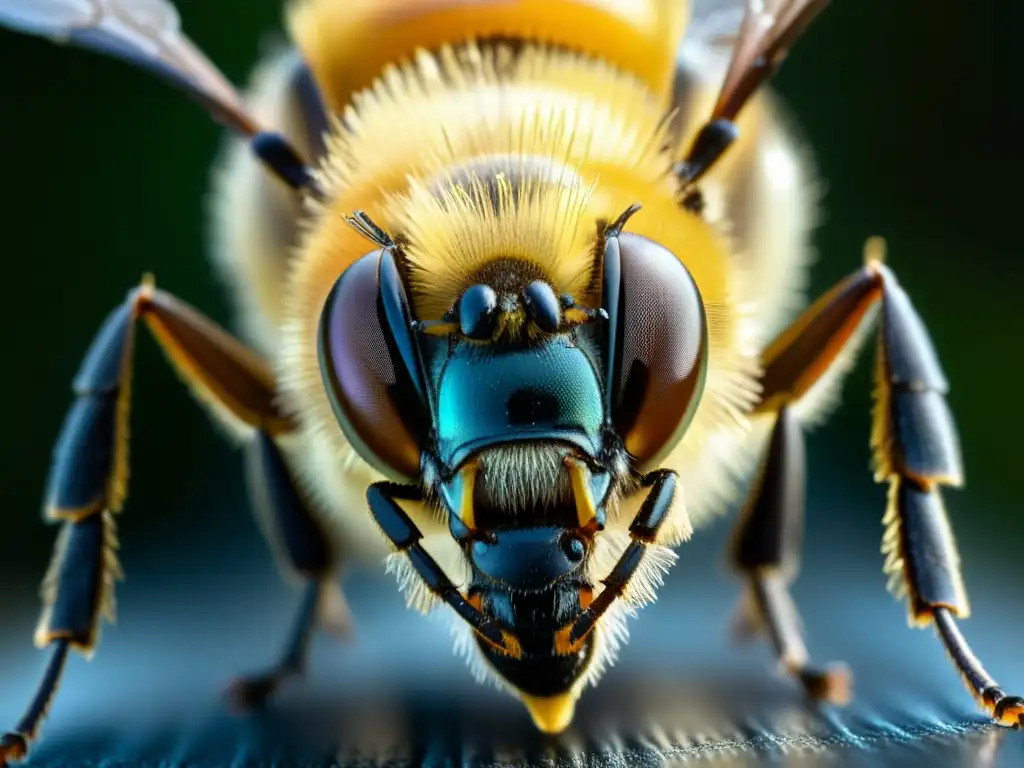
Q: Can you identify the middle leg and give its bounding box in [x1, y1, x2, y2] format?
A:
[227, 431, 352, 709]
[726, 256, 883, 704]
[728, 405, 851, 703]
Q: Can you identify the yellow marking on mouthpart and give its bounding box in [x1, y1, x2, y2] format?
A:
[459, 462, 479, 531]
[564, 456, 598, 529]
[476, 622, 523, 659]
[422, 321, 458, 337]
[498, 630, 523, 659]
[579, 586, 594, 610]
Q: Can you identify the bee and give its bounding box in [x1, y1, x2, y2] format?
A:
[0, 0, 1020, 763]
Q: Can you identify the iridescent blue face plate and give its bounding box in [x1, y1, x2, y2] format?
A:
[434, 336, 605, 469]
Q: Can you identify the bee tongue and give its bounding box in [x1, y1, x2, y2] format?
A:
[519, 691, 578, 734]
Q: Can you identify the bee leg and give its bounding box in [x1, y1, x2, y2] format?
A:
[225, 433, 347, 711]
[0, 277, 319, 766]
[366, 482, 522, 657]
[870, 268, 1021, 726]
[224, 581, 323, 710]
[556, 470, 678, 653]
[728, 253, 885, 707]
[933, 610, 1024, 727]
[749, 242, 1023, 726]
[673, 0, 828, 189]
[728, 405, 851, 704]
[0, 640, 72, 765]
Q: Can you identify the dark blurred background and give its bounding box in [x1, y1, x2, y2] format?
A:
[0, 1, 1022, 765]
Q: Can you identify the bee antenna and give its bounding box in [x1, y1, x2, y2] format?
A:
[344, 211, 396, 249]
[677, 0, 829, 188]
[605, 203, 643, 237]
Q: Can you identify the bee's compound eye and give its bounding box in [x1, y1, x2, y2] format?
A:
[611, 233, 708, 467]
[318, 251, 423, 480]
[523, 281, 562, 333]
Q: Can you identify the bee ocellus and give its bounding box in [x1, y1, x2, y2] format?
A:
[1, 0, 1021, 762]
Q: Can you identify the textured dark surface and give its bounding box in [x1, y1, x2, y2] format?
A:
[2, 509, 1022, 768]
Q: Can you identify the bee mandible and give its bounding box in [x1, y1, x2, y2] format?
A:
[0, 1, 1020, 763]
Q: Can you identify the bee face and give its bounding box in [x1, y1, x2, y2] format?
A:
[316, 183, 711, 476]
[315, 179, 710, 730]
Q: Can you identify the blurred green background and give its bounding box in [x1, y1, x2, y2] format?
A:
[0, 0, 1021, 621]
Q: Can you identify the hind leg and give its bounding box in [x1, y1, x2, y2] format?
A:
[729, 242, 1022, 723]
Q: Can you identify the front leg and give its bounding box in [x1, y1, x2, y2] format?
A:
[366, 481, 522, 658]
[740, 240, 1022, 726]
[0, 279, 341, 766]
[555, 469, 678, 653]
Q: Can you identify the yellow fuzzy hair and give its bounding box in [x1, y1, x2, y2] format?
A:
[393, 170, 597, 319]
[287, 0, 688, 114]
[205, 4, 821, 558]
[280, 43, 755, 512]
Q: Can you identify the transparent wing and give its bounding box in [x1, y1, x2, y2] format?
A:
[688, 0, 748, 47]
[683, 0, 826, 93]
[712, 0, 828, 121]
[0, 0, 95, 36]
[679, 0, 749, 81]
[0, 0, 260, 135]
